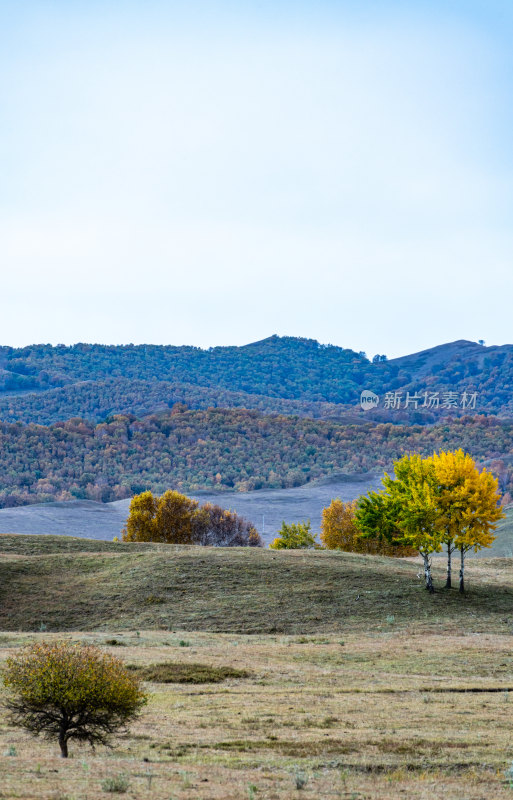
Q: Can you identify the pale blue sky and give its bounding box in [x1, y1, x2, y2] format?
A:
[1, 1, 512, 357]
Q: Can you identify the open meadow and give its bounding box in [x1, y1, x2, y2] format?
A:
[1, 535, 513, 799]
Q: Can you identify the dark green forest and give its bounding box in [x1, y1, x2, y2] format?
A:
[1, 336, 512, 421]
[0, 338, 377, 401]
[0, 409, 511, 507]
[0, 379, 343, 426]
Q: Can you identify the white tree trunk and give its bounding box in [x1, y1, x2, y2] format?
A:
[422, 552, 434, 593]
[446, 542, 453, 589]
[459, 547, 465, 593]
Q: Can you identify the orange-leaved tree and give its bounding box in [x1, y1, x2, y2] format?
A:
[321, 497, 416, 557]
[321, 499, 358, 550]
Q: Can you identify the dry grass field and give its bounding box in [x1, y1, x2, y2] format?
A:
[1, 536, 513, 798]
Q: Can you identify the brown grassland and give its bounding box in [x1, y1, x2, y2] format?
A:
[1, 534, 513, 798]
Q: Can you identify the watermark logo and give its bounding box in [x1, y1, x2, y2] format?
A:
[359, 389, 478, 411]
[360, 390, 379, 411]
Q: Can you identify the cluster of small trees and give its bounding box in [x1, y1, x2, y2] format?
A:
[122, 489, 263, 547]
[356, 449, 504, 593]
[123, 450, 503, 593]
[271, 450, 504, 593]
[269, 514, 416, 556]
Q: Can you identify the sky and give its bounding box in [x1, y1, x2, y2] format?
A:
[1, 0, 512, 358]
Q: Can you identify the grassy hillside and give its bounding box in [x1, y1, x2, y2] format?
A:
[0, 408, 512, 506]
[492, 505, 513, 556]
[1, 535, 512, 634]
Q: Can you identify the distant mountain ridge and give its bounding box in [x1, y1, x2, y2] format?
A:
[0, 336, 512, 425]
[388, 339, 509, 375]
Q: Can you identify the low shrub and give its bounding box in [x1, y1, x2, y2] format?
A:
[128, 662, 250, 684]
[101, 773, 130, 793]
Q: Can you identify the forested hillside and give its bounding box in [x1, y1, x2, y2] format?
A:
[0, 379, 344, 426]
[0, 409, 511, 507]
[1, 337, 512, 511]
[0, 336, 512, 425]
[0, 338, 374, 401]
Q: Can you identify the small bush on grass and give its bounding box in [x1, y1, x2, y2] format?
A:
[269, 521, 318, 549]
[101, 773, 130, 793]
[3, 641, 148, 758]
[294, 769, 308, 789]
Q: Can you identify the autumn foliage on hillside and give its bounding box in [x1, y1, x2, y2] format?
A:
[0, 409, 512, 507]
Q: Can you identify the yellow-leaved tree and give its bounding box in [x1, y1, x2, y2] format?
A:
[430, 449, 504, 592]
[122, 489, 208, 544]
[355, 450, 504, 593]
[361, 454, 444, 592]
[269, 520, 318, 549]
[122, 490, 157, 541]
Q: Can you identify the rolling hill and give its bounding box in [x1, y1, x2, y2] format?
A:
[0, 336, 512, 425]
[1, 534, 512, 633]
[2, 537, 512, 800]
